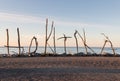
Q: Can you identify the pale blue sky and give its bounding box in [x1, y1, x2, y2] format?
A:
[0, 0, 120, 47]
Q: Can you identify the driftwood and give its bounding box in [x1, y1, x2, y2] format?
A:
[44, 19, 54, 54]
[4, 45, 24, 54]
[74, 30, 78, 54]
[53, 27, 56, 54]
[47, 43, 54, 53]
[28, 36, 38, 56]
[5, 28, 25, 56]
[58, 34, 72, 54]
[44, 19, 48, 54]
[17, 28, 21, 56]
[76, 29, 95, 54]
[6, 29, 10, 56]
[100, 33, 116, 55]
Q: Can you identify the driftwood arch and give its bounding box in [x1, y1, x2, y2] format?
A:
[28, 36, 38, 56]
[100, 33, 116, 55]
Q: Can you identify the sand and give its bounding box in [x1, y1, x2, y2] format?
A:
[0, 57, 120, 81]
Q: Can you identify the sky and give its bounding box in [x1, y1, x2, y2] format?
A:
[0, 0, 120, 47]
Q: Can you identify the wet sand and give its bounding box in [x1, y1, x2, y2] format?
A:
[0, 57, 120, 81]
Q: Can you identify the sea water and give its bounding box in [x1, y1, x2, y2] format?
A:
[0, 47, 120, 55]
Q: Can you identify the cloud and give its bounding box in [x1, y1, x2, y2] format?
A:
[0, 12, 45, 24]
[0, 12, 114, 28]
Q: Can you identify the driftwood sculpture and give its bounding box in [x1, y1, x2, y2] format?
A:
[28, 36, 38, 56]
[100, 33, 116, 55]
[74, 30, 79, 54]
[76, 29, 95, 54]
[44, 19, 54, 54]
[58, 34, 72, 54]
[5, 28, 24, 56]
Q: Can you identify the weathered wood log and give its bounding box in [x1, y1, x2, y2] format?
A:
[17, 28, 21, 56]
[6, 29, 10, 56]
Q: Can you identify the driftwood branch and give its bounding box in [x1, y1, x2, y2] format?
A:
[6, 29, 10, 56]
[47, 43, 55, 53]
[101, 33, 116, 55]
[28, 36, 38, 56]
[17, 28, 21, 55]
[5, 45, 24, 48]
[5, 45, 24, 54]
[47, 21, 54, 41]
[76, 29, 95, 54]
[74, 30, 78, 54]
[44, 19, 48, 54]
[58, 34, 72, 54]
[53, 27, 56, 54]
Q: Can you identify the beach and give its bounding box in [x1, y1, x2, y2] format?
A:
[0, 57, 120, 81]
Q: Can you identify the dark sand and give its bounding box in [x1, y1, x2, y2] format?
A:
[0, 57, 120, 81]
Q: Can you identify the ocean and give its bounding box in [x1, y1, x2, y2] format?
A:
[0, 47, 120, 55]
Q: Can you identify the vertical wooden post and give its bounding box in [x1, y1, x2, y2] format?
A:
[17, 28, 21, 56]
[6, 29, 10, 56]
[53, 27, 56, 54]
[64, 35, 67, 54]
[44, 19, 48, 54]
[74, 30, 78, 54]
